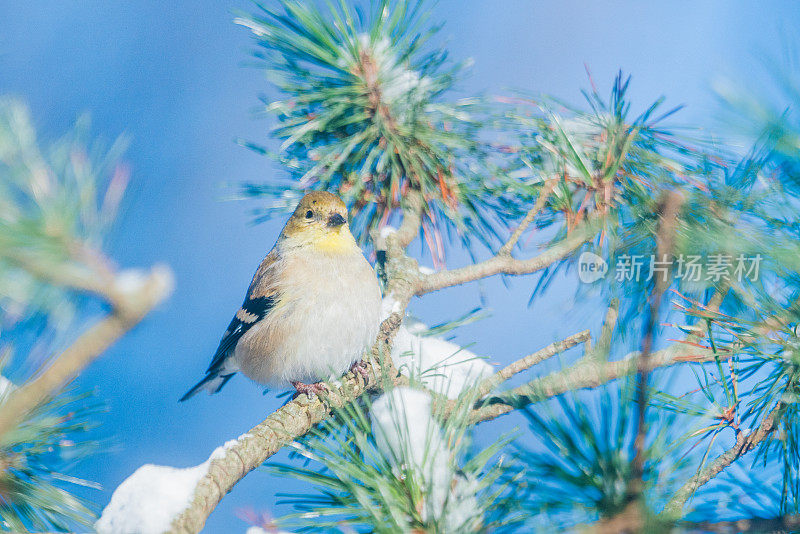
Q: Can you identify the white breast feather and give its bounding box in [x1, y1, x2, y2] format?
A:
[233, 249, 382, 386]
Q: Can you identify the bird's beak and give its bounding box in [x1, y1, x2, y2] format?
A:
[327, 213, 346, 228]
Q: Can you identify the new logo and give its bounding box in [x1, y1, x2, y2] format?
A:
[578, 251, 607, 283]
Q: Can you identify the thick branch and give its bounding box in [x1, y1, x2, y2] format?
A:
[391, 190, 424, 250]
[167, 311, 406, 533]
[629, 190, 684, 504]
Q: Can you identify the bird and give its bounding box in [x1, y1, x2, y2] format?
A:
[180, 191, 382, 401]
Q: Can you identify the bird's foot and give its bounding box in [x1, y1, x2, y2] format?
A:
[291, 380, 329, 399]
[349, 359, 371, 381]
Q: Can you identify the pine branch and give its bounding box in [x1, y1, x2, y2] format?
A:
[471, 330, 591, 400]
[415, 227, 593, 295]
[0, 100, 174, 441]
[235, 0, 505, 253]
[0, 98, 175, 529]
[466, 340, 723, 424]
[661, 402, 784, 518]
[0, 264, 172, 438]
[590, 299, 619, 360]
[628, 190, 684, 507]
[392, 190, 425, 250]
[682, 514, 800, 533]
[496, 179, 556, 256]
[414, 184, 596, 296]
[167, 327, 400, 534]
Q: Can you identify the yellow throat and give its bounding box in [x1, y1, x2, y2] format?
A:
[312, 227, 357, 254]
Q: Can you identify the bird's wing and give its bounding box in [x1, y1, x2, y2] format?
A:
[205, 250, 280, 375]
[205, 294, 277, 373]
[180, 251, 280, 401]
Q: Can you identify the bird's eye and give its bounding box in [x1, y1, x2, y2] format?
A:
[305, 210, 314, 219]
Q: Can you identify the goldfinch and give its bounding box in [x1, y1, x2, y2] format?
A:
[180, 191, 382, 400]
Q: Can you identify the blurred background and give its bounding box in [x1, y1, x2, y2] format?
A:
[1, 1, 798, 531]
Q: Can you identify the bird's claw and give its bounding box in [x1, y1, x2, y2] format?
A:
[349, 359, 371, 381]
[291, 381, 329, 399]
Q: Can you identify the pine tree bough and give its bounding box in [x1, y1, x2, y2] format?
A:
[465, 341, 723, 424]
[415, 224, 594, 295]
[681, 514, 800, 533]
[414, 187, 596, 296]
[0, 263, 173, 439]
[470, 330, 591, 401]
[496, 180, 557, 256]
[629, 190, 685, 506]
[661, 402, 784, 518]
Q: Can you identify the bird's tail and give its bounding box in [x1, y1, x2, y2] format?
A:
[179, 372, 236, 402]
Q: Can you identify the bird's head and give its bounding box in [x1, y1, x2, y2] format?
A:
[279, 191, 358, 254]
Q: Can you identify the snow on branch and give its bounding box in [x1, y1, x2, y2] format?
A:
[96, 440, 243, 534]
[96, 463, 211, 534]
[392, 320, 493, 399]
[370, 387, 482, 529]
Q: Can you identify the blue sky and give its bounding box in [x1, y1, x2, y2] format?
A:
[1, 1, 799, 531]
